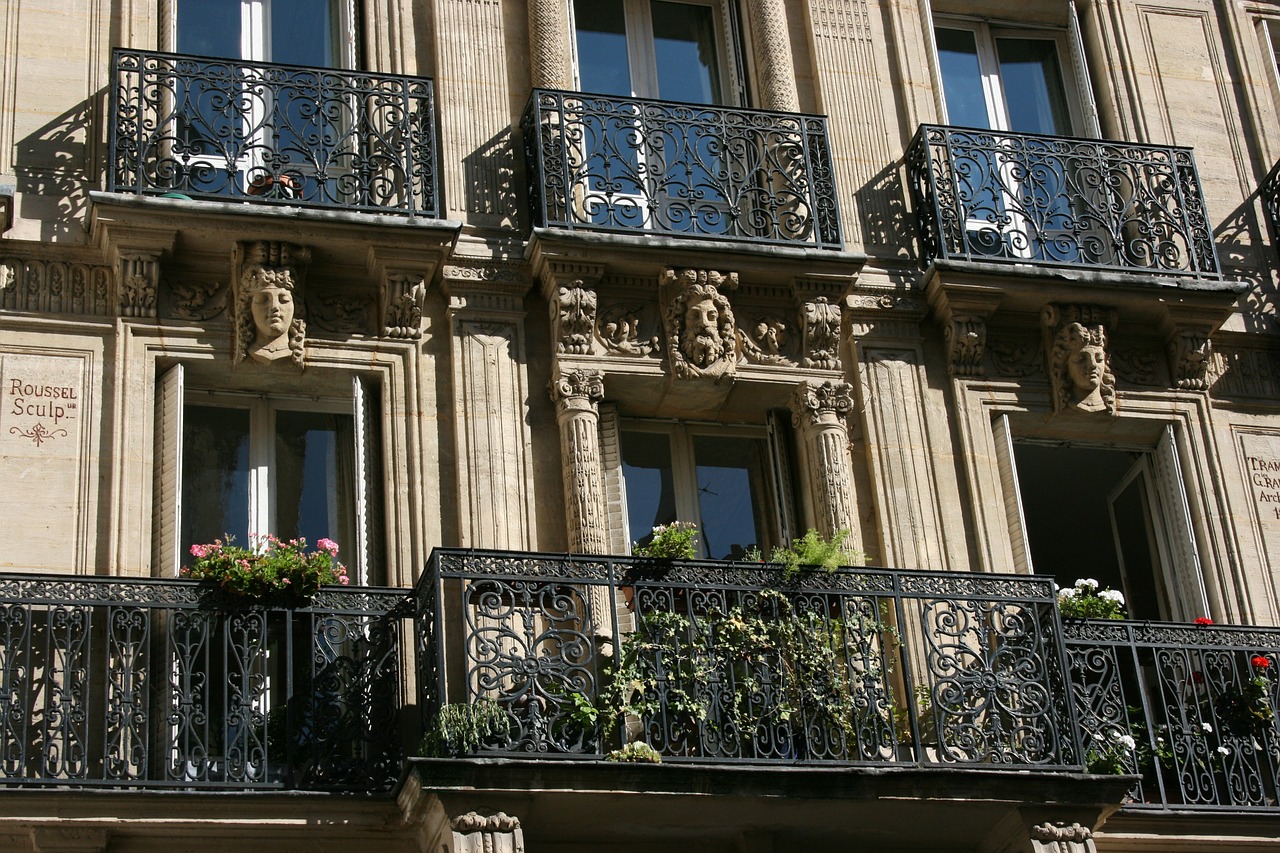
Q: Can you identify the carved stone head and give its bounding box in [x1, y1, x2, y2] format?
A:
[663, 268, 738, 380]
[233, 241, 310, 367]
[1044, 305, 1117, 415]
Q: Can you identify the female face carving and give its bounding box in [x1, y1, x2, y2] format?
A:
[1068, 344, 1106, 393]
[251, 282, 294, 341]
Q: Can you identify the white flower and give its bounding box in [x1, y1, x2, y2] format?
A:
[1059, 587, 1079, 599]
[1074, 578, 1099, 591]
[1093, 732, 1105, 742]
[1118, 734, 1137, 750]
[1201, 723, 1213, 733]
[1098, 589, 1125, 604]
[1217, 746, 1231, 757]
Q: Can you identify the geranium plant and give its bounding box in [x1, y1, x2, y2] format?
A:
[1057, 578, 1127, 620]
[182, 535, 349, 598]
[633, 521, 699, 560]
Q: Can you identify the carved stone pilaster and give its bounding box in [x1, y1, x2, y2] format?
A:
[1042, 304, 1117, 416]
[662, 268, 739, 381]
[231, 241, 311, 368]
[944, 314, 987, 378]
[745, 0, 800, 112]
[791, 380, 859, 548]
[451, 812, 525, 853]
[527, 0, 573, 89]
[800, 296, 842, 370]
[1029, 822, 1095, 853]
[383, 273, 428, 339]
[551, 369, 608, 556]
[1168, 328, 1213, 390]
[118, 253, 158, 318]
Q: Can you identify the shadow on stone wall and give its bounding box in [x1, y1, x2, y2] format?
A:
[14, 94, 101, 242]
[1215, 194, 1278, 334]
[855, 160, 915, 263]
[462, 126, 522, 232]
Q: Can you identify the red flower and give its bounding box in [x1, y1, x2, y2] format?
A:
[1193, 616, 1214, 626]
[1252, 655, 1272, 669]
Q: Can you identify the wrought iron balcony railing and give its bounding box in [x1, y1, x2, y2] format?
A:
[1260, 160, 1280, 256]
[1066, 619, 1280, 812]
[415, 549, 1081, 768]
[108, 49, 440, 217]
[0, 574, 411, 790]
[907, 124, 1219, 277]
[522, 89, 843, 249]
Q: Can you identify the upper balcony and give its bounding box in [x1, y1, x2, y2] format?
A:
[521, 89, 844, 250]
[2, 553, 1277, 818]
[907, 124, 1220, 279]
[107, 48, 440, 218]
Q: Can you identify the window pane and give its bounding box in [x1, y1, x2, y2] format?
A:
[995, 38, 1072, 135]
[651, 1, 722, 104]
[936, 28, 991, 129]
[693, 435, 766, 560]
[182, 406, 251, 553]
[621, 431, 678, 550]
[176, 0, 242, 59]
[271, 0, 341, 66]
[574, 0, 633, 96]
[274, 411, 356, 563]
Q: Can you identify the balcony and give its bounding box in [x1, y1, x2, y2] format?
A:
[108, 49, 440, 218]
[521, 89, 844, 249]
[3, 555, 1278, 816]
[907, 124, 1220, 278]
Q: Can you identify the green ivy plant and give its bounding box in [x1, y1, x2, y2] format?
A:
[421, 699, 511, 756]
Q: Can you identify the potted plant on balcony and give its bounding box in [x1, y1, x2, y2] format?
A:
[182, 535, 349, 601]
[1056, 578, 1127, 620]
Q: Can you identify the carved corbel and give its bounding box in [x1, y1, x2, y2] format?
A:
[118, 253, 159, 318]
[1029, 822, 1095, 853]
[537, 261, 603, 357]
[662, 267, 739, 380]
[800, 296, 843, 370]
[1167, 328, 1214, 390]
[944, 313, 987, 378]
[383, 273, 428, 339]
[451, 812, 525, 853]
[1042, 304, 1117, 416]
[231, 241, 311, 368]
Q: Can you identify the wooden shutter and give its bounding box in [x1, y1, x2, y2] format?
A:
[152, 364, 185, 577]
[1068, 0, 1102, 137]
[765, 410, 798, 546]
[1151, 424, 1209, 619]
[352, 375, 383, 586]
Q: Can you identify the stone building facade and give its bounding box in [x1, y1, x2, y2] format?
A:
[1, 0, 1280, 850]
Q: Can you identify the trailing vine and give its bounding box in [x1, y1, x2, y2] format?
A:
[421, 699, 511, 756]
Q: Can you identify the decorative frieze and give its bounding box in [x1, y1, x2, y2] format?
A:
[0, 258, 113, 316]
[944, 314, 986, 378]
[739, 314, 796, 366]
[117, 253, 158, 319]
[662, 268, 739, 381]
[232, 241, 310, 367]
[1029, 821, 1094, 853]
[1111, 346, 1160, 386]
[310, 292, 375, 336]
[988, 336, 1042, 378]
[168, 278, 224, 321]
[383, 274, 428, 339]
[1212, 345, 1280, 400]
[599, 301, 660, 357]
[1042, 305, 1117, 416]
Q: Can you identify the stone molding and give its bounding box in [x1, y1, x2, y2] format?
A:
[443, 261, 531, 317]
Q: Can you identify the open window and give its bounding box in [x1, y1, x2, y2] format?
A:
[153, 366, 383, 585]
[171, 0, 358, 198]
[614, 420, 792, 560]
[997, 416, 1209, 620]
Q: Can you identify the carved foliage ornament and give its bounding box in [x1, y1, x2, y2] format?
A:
[553, 280, 597, 355]
[945, 313, 986, 378]
[233, 241, 311, 368]
[663, 268, 739, 380]
[791, 379, 855, 429]
[739, 314, 795, 366]
[119, 253, 159, 318]
[1043, 305, 1117, 416]
[1169, 328, 1213, 390]
[800, 296, 842, 370]
[550, 368, 605, 410]
[384, 274, 427, 339]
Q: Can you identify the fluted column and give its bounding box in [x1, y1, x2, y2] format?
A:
[791, 380, 859, 550]
[746, 0, 799, 112]
[528, 0, 574, 89]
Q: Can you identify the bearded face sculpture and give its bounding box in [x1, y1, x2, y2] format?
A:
[663, 268, 738, 380]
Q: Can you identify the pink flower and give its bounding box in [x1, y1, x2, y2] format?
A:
[316, 538, 339, 555]
[339, 576, 349, 585]
[189, 544, 210, 558]
[1194, 617, 1214, 627]
[282, 577, 291, 585]
[1252, 655, 1271, 669]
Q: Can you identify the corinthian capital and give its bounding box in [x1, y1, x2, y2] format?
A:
[550, 368, 605, 410]
[791, 380, 854, 429]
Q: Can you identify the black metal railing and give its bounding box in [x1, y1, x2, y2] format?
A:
[1260, 160, 1280, 253]
[522, 89, 843, 249]
[416, 549, 1080, 769]
[907, 124, 1219, 277]
[109, 48, 439, 217]
[1066, 619, 1280, 811]
[0, 574, 412, 790]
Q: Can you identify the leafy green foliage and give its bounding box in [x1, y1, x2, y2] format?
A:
[1057, 578, 1127, 620]
[605, 742, 662, 763]
[421, 699, 511, 757]
[633, 522, 699, 559]
[182, 535, 348, 598]
[746, 528, 862, 581]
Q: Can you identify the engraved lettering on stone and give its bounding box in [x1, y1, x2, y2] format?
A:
[1043, 305, 1117, 415]
[945, 314, 986, 377]
[233, 241, 311, 367]
[600, 302, 659, 357]
[739, 314, 795, 366]
[384, 274, 427, 339]
[5, 376, 79, 446]
[800, 297, 842, 370]
[118, 253, 158, 318]
[553, 281, 597, 355]
[1169, 329, 1213, 390]
[663, 268, 739, 380]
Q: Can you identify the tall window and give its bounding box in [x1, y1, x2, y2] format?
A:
[155, 367, 383, 585]
[620, 423, 786, 560]
[572, 0, 734, 104]
[176, 0, 352, 68]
